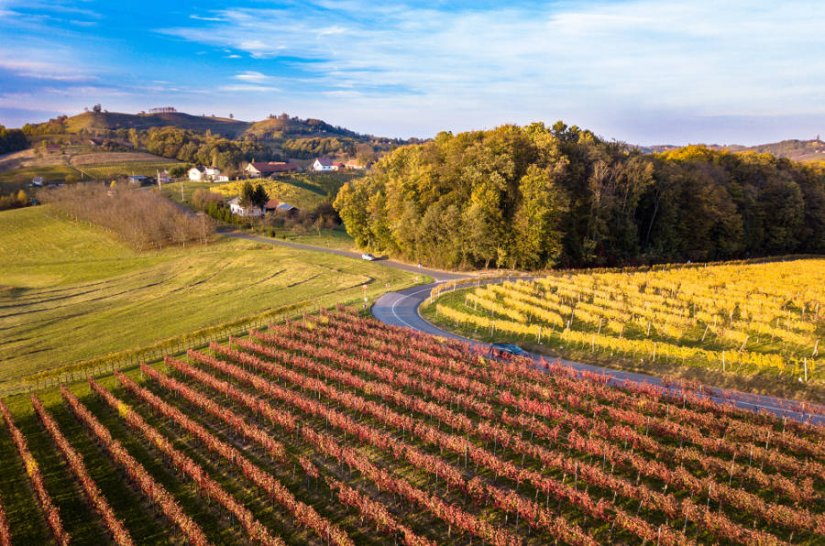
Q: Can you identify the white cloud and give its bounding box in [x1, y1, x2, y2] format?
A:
[157, 1, 825, 142]
[219, 84, 280, 93]
[233, 71, 272, 83]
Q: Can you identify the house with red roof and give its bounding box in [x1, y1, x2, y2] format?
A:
[244, 160, 299, 178]
[312, 157, 345, 172]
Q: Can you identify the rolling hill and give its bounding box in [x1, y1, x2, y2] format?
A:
[49, 110, 392, 143]
[643, 138, 825, 163]
[65, 111, 251, 138]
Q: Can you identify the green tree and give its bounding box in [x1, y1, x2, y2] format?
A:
[238, 181, 255, 208]
[252, 184, 269, 210]
[512, 164, 569, 269]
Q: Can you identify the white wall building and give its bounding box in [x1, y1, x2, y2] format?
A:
[228, 197, 263, 217]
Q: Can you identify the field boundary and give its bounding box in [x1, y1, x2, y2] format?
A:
[0, 297, 367, 397]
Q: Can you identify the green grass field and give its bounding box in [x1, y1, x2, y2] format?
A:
[0, 206, 419, 384]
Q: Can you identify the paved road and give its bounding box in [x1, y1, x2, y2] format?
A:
[374, 281, 825, 426]
[223, 229, 825, 425]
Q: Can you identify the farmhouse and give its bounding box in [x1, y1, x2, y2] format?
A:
[188, 166, 228, 182]
[264, 199, 280, 213]
[276, 203, 300, 216]
[344, 160, 366, 170]
[312, 157, 345, 171]
[227, 197, 263, 217]
[244, 161, 299, 178]
[157, 169, 172, 184]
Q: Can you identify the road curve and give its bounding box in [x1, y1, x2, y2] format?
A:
[220, 230, 824, 425]
[373, 281, 825, 426]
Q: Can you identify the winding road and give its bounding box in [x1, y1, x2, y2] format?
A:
[227, 230, 825, 425]
[374, 281, 825, 425]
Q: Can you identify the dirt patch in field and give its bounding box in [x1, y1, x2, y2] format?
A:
[0, 149, 67, 172]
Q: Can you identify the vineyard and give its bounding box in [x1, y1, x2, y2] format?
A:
[429, 259, 825, 397]
[0, 309, 824, 544]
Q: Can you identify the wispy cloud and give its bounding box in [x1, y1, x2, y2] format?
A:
[233, 71, 273, 83]
[219, 84, 281, 93]
[159, 0, 825, 142]
[0, 48, 96, 81]
[2, 0, 824, 143]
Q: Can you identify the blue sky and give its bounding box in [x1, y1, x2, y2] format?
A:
[1, 1, 824, 145]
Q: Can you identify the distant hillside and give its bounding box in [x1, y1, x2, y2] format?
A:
[741, 138, 825, 162]
[64, 111, 251, 138]
[12, 109, 415, 175]
[29, 110, 390, 143]
[641, 138, 825, 163]
[243, 115, 361, 140]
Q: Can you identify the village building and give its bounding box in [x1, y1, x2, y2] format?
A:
[157, 169, 172, 184]
[188, 166, 228, 182]
[343, 160, 366, 170]
[227, 197, 264, 217]
[276, 203, 300, 216]
[244, 161, 299, 178]
[312, 157, 345, 171]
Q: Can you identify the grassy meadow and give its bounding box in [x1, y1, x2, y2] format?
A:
[0, 206, 420, 384]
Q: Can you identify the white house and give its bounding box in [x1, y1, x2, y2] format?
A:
[312, 157, 344, 172]
[189, 166, 228, 182]
[188, 167, 205, 181]
[228, 197, 263, 217]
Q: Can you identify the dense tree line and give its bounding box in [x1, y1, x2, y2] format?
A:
[137, 127, 268, 172]
[41, 184, 214, 250]
[335, 123, 825, 270]
[0, 125, 28, 154]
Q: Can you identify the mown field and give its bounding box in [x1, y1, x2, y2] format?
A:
[0, 310, 823, 545]
[426, 259, 825, 401]
[0, 206, 417, 384]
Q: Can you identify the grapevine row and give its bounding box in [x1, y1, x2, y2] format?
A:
[108, 373, 348, 546]
[61, 386, 211, 546]
[31, 395, 134, 546]
[0, 400, 70, 546]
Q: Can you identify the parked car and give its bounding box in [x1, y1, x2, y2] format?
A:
[361, 253, 377, 261]
[488, 343, 531, 360]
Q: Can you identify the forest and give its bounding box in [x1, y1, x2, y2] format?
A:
[335, 122, 825, 270]
[0, 125, 28, 154]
